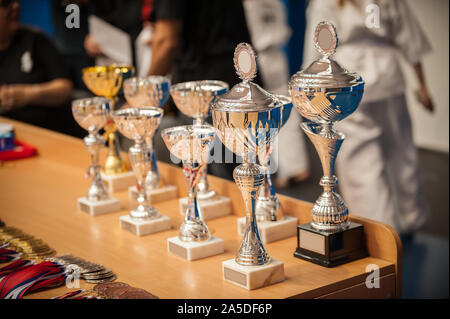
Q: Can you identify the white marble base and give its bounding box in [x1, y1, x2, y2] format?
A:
[222, 259, 285, 290]
[237, 216, 298, 243]
[120, 214, 171, 236]
[179, 196, 231, 221]
[101, 171, 136, 193]
[128, 185, 177, 204]
[167, 236, 224, 261]
[77, 197, 121, 216]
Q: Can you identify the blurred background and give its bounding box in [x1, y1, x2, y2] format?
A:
[1, 0, 448, 298]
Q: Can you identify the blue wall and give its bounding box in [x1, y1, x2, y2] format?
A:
[20, 0, 54, 36]
[281, 0, 307, 76]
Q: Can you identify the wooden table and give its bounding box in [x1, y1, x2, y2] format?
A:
[0, 118, 402, 299]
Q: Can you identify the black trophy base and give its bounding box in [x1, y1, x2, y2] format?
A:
[294, 221, 368, 268]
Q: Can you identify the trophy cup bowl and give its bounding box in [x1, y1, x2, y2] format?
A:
[124, 76, 171, 109]
[290, 21, 367, 267]
[255, 95, 293, 222]
[72, 97, 120, 215]
[170, 80, 229, 122]
[161, 125, 216, 241]
[170, 80, 229, 201]
[82, 65, 135, 177]
[112, 107, 163, 219]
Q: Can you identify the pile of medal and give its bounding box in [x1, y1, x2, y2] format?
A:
[93, 282, 158, 299]
[45, 254, 116, 284]
[0, 226, 55, 258]
[52, 282, 158, 299]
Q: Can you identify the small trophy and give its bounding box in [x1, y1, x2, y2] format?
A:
[82, 65, 136, 193]
[161, 125, 224, 260]
[170, 81, 232, 221]
[72, 97, 121, 215]
[112, 107, 171, 236]
[289, 21, 367, 267]
[212, 43, 285, 290]
[236, 94, 298, 243]
[123, 76, 178, 204]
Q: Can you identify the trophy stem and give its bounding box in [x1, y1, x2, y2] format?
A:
[193, 117, 204, 126]
[234, 162, 270, 266]
[301, 121, 348, 231]
[84, 133, 109, 201]
[129, 139, 159, 219]
[103, 96, 126, 175]
[180, 161, 209, 241]
[193, 116, 216, 200]
[255, 160, 282, 221]
[144, 136, 161, 190]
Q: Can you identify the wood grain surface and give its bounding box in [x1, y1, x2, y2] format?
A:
[0, 117, 401, 299]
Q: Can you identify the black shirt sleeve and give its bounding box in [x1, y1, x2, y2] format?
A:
[153, 0, 185, 21]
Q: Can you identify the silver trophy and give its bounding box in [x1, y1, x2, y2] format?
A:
[161, 125, 216, 241]
[255, 95, 293, 222]
[112, 107, 171, 236]
[72, 97, 120, 215]
[290, 21, 367, 267]
[212, 43, 285, 290]
[170, 80, 228, 200]
[123, 76, 170, 191]
[161, 124, 224, 261]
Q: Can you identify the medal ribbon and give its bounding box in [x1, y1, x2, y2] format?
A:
[0, 261, 66, 299]
[0, 246, 22, 263]
[0, 259, 33, 278]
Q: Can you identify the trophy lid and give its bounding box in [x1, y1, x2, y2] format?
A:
[212, 43, 282, 112]
[289, 21, 361, 89]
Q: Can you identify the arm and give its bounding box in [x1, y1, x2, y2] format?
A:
[0, 79, 73, 110]
[413, 62, 434, 112]
[147, 19, 181, 76]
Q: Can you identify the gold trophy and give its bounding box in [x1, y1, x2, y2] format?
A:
[82, 65, 137, 193]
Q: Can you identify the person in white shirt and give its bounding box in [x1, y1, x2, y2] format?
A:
[302, 0, 434, 235]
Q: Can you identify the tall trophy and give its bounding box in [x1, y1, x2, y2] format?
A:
[212, 43, 284, 290]
[72, 97, 120, 215]
[289, 21, 367, 267]
[236, 95, 298, 243]
[170, 81, 232, 220]
[112, 107, 171, 236]
[123, 76, 178, 204]
[161, 125, 224, 261]
[82, 65, 136, 193]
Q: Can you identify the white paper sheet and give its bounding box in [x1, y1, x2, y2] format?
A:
[135, 26, 153, 77]
[88, 15, 132, 65]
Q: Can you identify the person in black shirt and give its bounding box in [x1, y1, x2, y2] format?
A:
[0, 0, 74, 133]
[148, 0, 258, 180]
[149, 0, 257, 87]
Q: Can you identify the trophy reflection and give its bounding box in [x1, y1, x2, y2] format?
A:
[236, 95, 298, 243]
[290, 21, 367, 267]
[123, 76, 177, 204]
[212, 43, 284, 290]
[72, 97, 120, 215]
[113, 107, 171, 236]
[170, 81, 231, 221]
[162, 125, 224, 261]
[82, 65, 136, 193]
